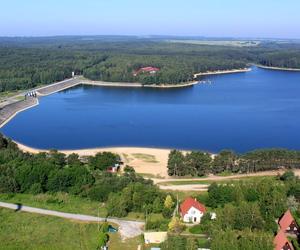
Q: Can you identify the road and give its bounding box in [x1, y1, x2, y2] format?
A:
[152, 169, 300, 191]
[0, 201, 144, 240]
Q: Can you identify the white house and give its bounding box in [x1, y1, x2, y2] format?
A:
[180, 197, 206, 224]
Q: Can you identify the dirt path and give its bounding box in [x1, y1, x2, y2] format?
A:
[0, 201, 144, 240]
[153, 169, 300, 191]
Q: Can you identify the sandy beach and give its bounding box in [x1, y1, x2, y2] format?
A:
[16, 142, 172, 177]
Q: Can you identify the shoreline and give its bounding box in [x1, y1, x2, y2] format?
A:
[81, 79, 199, 89]
[193, 67, 251, 78]
[255, 64, 300, 72]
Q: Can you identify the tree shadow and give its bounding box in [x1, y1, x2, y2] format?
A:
[15, 203, 22, 212]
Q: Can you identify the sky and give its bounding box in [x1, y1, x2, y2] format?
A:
[1, 0, 299, 39]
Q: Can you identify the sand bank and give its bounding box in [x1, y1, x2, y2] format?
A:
[256, 64, 300, 72]
[193, 68, 251, 78]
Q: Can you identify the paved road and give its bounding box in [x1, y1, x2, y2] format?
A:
[0, 201, 144, 240]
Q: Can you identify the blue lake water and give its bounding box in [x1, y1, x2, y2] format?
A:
[1, 67, 300, 153]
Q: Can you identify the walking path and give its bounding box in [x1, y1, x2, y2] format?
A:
[0, 201, 144, 240]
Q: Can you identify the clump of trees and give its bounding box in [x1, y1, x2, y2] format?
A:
[167, 149, 300, 176]
[0, 133, 169, 218]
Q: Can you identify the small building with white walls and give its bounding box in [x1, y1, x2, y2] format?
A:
[180, 197, 206, 224]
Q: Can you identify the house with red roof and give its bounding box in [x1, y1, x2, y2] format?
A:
[279, 210, 300, 236]
[180, 197, 206, 223]
[133, 67, 160, 76]
[274, 230, 294, 250]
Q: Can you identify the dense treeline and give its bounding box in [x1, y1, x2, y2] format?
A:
[1, 37, 300, 91]
[259, 50, 300, 68]
[199, 171, 300, 249]
[0, 48, 105, 91]
[0, 134, 169, 217]
[168, 149, 300, 176]
[160, 173, 300, 249]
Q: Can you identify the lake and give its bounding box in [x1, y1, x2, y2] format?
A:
[1, 67, 300, 153]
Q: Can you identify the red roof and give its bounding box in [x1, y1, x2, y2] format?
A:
[180, 197, 206, 215]
[274, 230, 294, 250]
[133, 67, 160, 76]
[279, 210, 295, 231]
[140, 67, 160, 72]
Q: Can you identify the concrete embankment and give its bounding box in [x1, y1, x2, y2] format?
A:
[0, 97, 38, 128]
[0, 78, 80, 128]
[36, 78, 81, 96]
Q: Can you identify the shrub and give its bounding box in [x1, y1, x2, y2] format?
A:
[189, 224, 203, 234]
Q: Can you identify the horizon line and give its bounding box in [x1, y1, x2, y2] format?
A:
[0, 34, 300, 41]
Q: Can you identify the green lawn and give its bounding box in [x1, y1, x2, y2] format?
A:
[0, 193, 144, 221]
[0, 208, 141, 250]
[0, 193, 107, 217]
[159, 176, 276, 186]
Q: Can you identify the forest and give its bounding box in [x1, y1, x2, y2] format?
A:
[0, 36, 300, 91]
[167, 149, 300, 176]
[2, 131, 300, 249]
[0, 133, 172, 219]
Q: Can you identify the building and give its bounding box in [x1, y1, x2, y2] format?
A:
[144, 232, 168, 244]
[133, 67, 160, 76]
[180, 197, 206, 223]
[107, 163, 120, 173]
[274, 230, 294, 250]
[279, 210, 300, 236]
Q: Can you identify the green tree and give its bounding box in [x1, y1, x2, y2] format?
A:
[213, 150, 237, 174]
[167, 150, 185, 176]
[168, 217, 185, 233]
[89, 152, 119, 171]
[164, 195, 174, 209]
[185, 151, 212, 176]
[106, 193, 129, 217]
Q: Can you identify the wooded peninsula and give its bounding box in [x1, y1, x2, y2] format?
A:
[0, 36, 300, 92]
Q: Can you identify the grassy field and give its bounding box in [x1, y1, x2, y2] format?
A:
[158, 176, 276, 186]
[0, 193, 107, 217]
[0, 207, 141, 250]
[0, 193, 144, 221]
[131, 153, 158, 163]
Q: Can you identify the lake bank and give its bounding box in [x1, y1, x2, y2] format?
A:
[256, 64, 300, 71]
[81, 79, 199, 88]
[193, 67, 251, 78]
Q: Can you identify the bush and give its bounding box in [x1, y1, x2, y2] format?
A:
[189, 224, 203, 234]
[29, 183, 43, 195]
[146, 218, 169, 231]
[280, 170, 296, 181]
